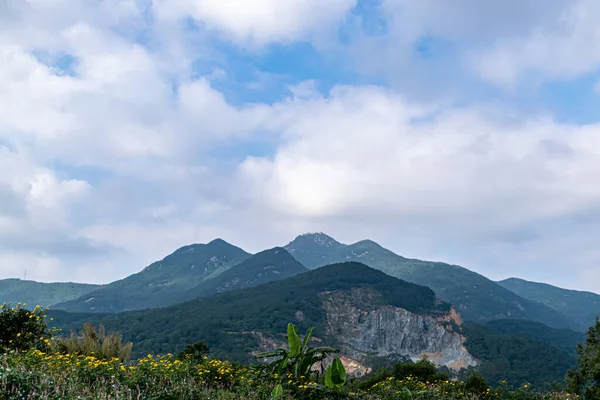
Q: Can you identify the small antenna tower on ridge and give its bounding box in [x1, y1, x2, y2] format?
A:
[24, 269, 27, 280]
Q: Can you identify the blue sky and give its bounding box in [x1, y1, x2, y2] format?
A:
[1, 0, 600, 292]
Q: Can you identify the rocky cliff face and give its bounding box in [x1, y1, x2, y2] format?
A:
[321, 288, 477, 371]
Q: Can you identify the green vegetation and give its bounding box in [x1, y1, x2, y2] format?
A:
[462, 322, 577, 390]
[3, 348, 578, 400]
[54, 239, 251, 313]
[499, 278, 600, 332]
[176, 340, 210, 364]
[567, 317, 600, 399]
[0, 303, 53, 353]
[324, 358, 347, 392]
[256, 322, 348, 396]
[174, 247, 308, 301]
[1, 307, 581, 399]
[50, 262, 449, 362]
[52, 322, 133, 363]
[284, 234, 577, 330]
[255, 323, 340, 382]
[482, 319, 585, 356]
[0, 279, 100, 308]
[465, 372, 490, 396]
[45, 263, 588, 389]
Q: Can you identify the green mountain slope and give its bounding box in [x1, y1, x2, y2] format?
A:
[498, 277, 600, 332]
[0, 279, 100, 307]
[49, 263, 582, 389]
[194, 247, 308, 295]
[50, 262, 450, 361]
[462, 320, 580, 389]
[481, 319, 585, 357]
[284, 233, 577, 330]
[54, 239, 251, 313]
[169, 247, 308, 302]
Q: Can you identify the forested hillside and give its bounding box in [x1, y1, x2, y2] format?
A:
[499, 278, 600, 332]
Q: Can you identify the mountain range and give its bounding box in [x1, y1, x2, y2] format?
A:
[50, 263, 471, 369]
[0, 278, 99, 307]
[3, 233, 598, 331]
[3, 232, 599, 388]
[53, 239, 251, 312]
[47, 261, 580, 388]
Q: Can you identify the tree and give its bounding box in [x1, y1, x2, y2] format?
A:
[393, 359, 447, 382]
[0, 303, 52, 353]
[465, 372, 489, 395]
[567, 317, 600, 399]
[176, 340, 210, 364]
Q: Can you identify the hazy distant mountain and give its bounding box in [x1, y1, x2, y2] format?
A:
[284, 233, 578, 330]
[0, 279, 100, 308]
[499, 278, 600, 332]
[54, 239, 251, 313]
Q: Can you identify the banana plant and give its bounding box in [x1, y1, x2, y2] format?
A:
[324, 357, 347, 392]
[255, 322, 340, 380]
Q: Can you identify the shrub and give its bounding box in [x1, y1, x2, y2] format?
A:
[52, 322, 133, 363]
[0, 303, 52, 353]
[465, 372, 489, 395]
[176, 340, 210, 364]
[393, 359, 447, 382]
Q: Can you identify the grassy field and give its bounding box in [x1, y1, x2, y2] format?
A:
[1, 350, 577, 400]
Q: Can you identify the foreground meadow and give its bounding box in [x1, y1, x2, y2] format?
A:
[0, 349, 577, 400]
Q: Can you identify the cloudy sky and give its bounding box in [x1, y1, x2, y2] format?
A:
[1, 0, 600, 292]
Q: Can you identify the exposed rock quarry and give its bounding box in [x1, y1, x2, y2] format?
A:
[321, 288, 477, 370]
[243, 287, 477, 377]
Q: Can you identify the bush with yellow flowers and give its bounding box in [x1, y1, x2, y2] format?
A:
[0, 303, 53, 353]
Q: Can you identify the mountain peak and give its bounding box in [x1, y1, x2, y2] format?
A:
[283, 233, 347, 269]
[171, 239, 237, 255]
[288, 232, 342, 247]
[261, 246, 286, 254]
[207, 238, 234, 247]
[351, 239, 383, 248]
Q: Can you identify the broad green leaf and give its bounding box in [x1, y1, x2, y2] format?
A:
[324, 364, 333, 388]
[271, 384, 283, 399]
[287, 322, 301, 357]
[331, 357, 347, 385]
[300, 326, 314, 354]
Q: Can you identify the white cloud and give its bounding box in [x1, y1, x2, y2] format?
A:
[241, 87, 592, 223]
[469, 0, 600, 87]
[153, 0, 357, 47]
[381, 0, 570, 42]
[237, 86, 600, 291]
[1, 0, 600, 295]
